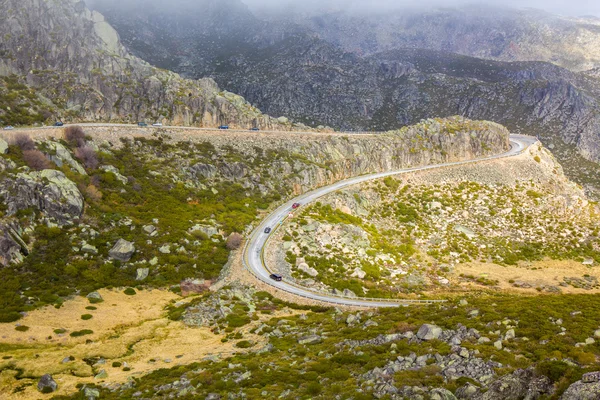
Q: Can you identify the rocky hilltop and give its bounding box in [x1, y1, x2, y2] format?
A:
[0, 0, 292, 129]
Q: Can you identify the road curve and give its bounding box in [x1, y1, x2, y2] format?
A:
[243, 134, 538, 308]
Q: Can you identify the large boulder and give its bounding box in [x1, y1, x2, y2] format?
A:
[0, 169, 84, 225]
[560, 380, 600, 400]
[417, 324, 442, 341]
[109, 239, 135, 262]
[298, 335, 322, 345]
[37, 374, 58, 393]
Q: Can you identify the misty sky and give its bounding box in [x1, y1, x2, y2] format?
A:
[243, 0, 600, 17]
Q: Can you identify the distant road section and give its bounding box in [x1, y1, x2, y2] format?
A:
[243, 135, 538, 308]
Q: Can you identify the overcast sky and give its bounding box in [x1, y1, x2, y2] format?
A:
[243, 0, 600, 17]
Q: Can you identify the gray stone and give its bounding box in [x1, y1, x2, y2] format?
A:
[0, 138, 8, 154]
[100, 165, 128, 184]
[109, 239, 135, 262]
[94, 369, 108, 379]
[81, 243, 98, 255]
[86, 291, 103, 301]
[206, 394, 221, 400]
[494, 340, 503, 350]
[505, 329, 516, 340]
[143, 225, 156, 235]
[297, 262, 318, 277]
[83, 386, 100, 399]
[136, 268, 149, 281]
[298, 334, 322, 345]
[346, 314, 359, 325]
[38, 374, 58, 393]
[159, 244, 171, 254]
[416, 324, 442, 341]
[561, 380, 600, 400]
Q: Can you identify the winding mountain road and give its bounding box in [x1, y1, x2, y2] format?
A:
[243, 134, 538, 308]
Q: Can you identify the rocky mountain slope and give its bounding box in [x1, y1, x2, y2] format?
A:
[88, 0, 600, 198]
[0, 0, 292, 129]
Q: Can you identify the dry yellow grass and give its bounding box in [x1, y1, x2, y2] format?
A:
[0, 288, 287, 399]
[453, 259, 600, 294]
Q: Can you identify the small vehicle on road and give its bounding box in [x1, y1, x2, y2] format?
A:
[264, 227, 272, 234]
[3, 126, 14, 130]
[54, 121, 64, 127]
[250, 127, 260, 131]
[137, 122, 148, 127]
[219, 125, 229, 130]
[269, 274, 283, 282]
[152, 123, 163, 127]
[292, 203, 301, 209]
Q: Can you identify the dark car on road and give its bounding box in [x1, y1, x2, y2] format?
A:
[264, 227, 272, 234]
[292, 203, 301, 209]
[219, 125, 229, 130]
[54, 121, 64, 127]
[269, 274, 283, 282]
[250, 127, 260, 131]
[137, 122, 148, 127]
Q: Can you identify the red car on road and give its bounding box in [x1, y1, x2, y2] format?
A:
[292, 203, 301, 209]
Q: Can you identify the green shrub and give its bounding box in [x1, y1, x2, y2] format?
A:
[81, 314, 93, 320]
[70, 329, 94, 337]
[15, 325, 29, 332]
[235, 340, 253, 349]
[53, 328, 67, 334]
[112, 362, 122, 368]
[123, 288, 136, 296]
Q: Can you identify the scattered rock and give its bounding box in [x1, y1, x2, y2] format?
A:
[86, 291, 103, 301]
[81, 243, 98, 255]
[100, 165, 128, 185]
[37, 374, 58, 393]
[82, 386, 100, 399]
[109, 239, 135, 262]
[297, 262, 318, 277]
[136, 268, 149, 281]
[494, 340, 503, 350]
[0, 138, 8, 154]
[298, 335, 322, 345]
[159, 244, 171, 254]
[417, 324, 442, 341]
[94, 370, 108, 379]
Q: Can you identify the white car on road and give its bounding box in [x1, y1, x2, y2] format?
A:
[152, 123, 163, 127]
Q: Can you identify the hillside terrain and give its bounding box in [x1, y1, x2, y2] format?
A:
[87, 0, 600, 199]
[2, 1, 600, 399]
[0, 0, 295, 130]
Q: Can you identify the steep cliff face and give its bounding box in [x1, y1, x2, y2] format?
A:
[0, 0, 289, 129]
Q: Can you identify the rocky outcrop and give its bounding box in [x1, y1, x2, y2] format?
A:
[0, 169, 83, 225]
[0, 0, 290, 130]
[179, 117, 509, 194]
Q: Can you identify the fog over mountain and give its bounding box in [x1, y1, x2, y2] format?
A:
[238, 0, 600, 17]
